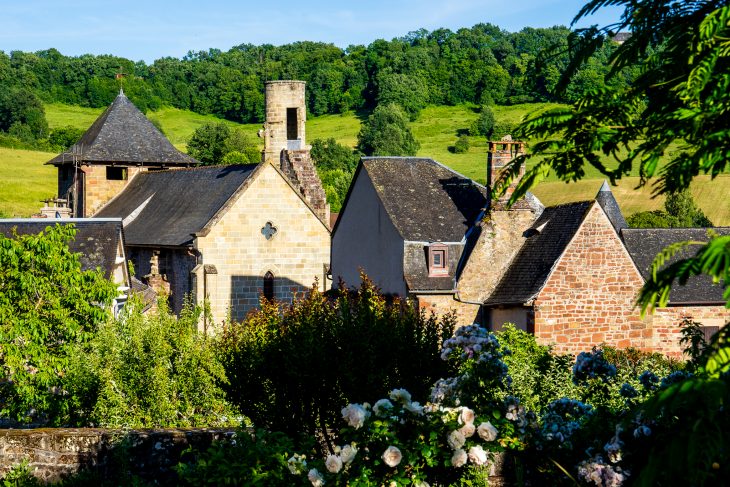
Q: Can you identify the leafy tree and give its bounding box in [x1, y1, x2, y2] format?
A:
[357, 103, 420, 156]
[0, 224, 118, 425]
[629, 189, 713, 228]
[187, 122, 259, 165]
[496, 0, 730, 311]
[0, 87, 48, 139]
[469, 106, 495, 137]
[376, 71, 429, 120]
[452, 135, 470, 153]
[310, 137, 358, 172]
[48, 125, 84, 150]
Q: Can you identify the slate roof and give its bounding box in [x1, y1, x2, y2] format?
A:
[483, 201, 592, 305]
[403, 242, 463, 292]
[621, 227, 730, 303]
[96, 164, 258, 247]
[361, 157, 487, 242]
[47, 91, 198, 167]
[596, 181, 628, 231]
[0, 219, 123, 279]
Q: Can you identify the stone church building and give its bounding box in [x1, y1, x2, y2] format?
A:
[47, 81, 330, 329]
[332, 138, 730, 357]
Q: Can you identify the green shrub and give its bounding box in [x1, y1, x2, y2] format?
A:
[218, 278, 454, 440]
[67, 298, 237, 428]
[453, 135, 470, 153]
[469, 106, 495, 137]
[491, 120, 516, 139]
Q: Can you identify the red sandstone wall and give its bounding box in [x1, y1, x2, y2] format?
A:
[533, 204, 651, 354]
[650, 306, 730, 357]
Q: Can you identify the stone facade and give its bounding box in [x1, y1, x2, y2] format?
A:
[82, 165, 145, 217]
[649, 305, 730, 356]
[415, 293, 482, 325]
[531, 204, 650, 354]
[193, 163, 331, 327]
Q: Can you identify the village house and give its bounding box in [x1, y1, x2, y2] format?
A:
[332, 137, 729, 356]
[44, 81, 331, 329]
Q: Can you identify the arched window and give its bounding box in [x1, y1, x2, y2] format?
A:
[263, 271, 274, 301]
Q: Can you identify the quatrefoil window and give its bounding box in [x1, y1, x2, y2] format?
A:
[261, 221, 278, 240]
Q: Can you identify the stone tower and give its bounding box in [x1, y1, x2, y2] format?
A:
[260, 80, 329, 224]
[487, 135, 526, 207]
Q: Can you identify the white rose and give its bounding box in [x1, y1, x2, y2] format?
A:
[341, 404, 369, 429]
[477, 421, 498, 442]
[382, 446, 402, 467]
[308, 468, 325, 487]
[373, 398, 394, 417]
[451, 448, 468, 468]
[325, 454, 343, 473]
[389, 388, 412, 404]
[459, 422, 476, 438]
[459, 407, 475, 425]
[447, 430, 466, 450]
[404, 401, 424, 415]
[340, 444, 357, 464]
[468, 445, 488, 466]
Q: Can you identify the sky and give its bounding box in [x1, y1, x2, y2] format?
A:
[0, 0, 624, 63]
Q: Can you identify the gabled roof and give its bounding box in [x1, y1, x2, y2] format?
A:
[0, 218, 124, 280]
[360, 157, 487, 242]
[47, 91, 198, 167]
[483, 201, 592, 305]
[596, 181, 628, 231]
[95, 165, 258, 247]
[621, 227, 730, 303]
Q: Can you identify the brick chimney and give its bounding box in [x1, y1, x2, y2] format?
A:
[487, 135, 525, 208]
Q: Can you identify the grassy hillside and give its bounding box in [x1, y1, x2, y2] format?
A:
[1, 102, 726, 224]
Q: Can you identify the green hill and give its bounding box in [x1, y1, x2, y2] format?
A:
[1, 102, 727, 225]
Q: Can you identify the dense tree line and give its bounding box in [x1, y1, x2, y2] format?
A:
[0, 23, 629, 125]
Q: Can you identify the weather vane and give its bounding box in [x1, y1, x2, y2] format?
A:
[115, 66, 127, 94]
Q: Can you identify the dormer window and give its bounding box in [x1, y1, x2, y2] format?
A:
[428, 244, 448, 277]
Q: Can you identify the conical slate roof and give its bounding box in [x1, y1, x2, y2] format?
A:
[595, 180, 628, 231]
[47, 91, 199, 166]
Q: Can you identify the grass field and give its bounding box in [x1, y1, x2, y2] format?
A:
[1, 102, 726, 224]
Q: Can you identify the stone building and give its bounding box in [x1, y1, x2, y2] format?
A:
[46, 90, 198, 217]
[332, 139, 729, 356]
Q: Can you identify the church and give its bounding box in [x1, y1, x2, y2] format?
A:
[46, 81, 331, 329]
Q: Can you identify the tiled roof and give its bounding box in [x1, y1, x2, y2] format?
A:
[362, 157, 487, 242]
[47, 91, 198, 167]
[95, 164, 258, 247]
[621, 227, 730, 303]
[0, 219, 123, 279]
[483, 201, 592, 305]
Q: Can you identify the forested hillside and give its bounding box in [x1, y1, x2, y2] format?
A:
[0, 23, 630, 124]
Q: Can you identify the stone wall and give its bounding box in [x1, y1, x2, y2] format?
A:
[0, 428, 233, 484]
[649, 305, 730, 357]
[415, 293, 482, 325]
[263, 80, 306, 164]
[194, 163, 331, 327]
[533, 204, 651, 354]
[83, 165, 145, 217]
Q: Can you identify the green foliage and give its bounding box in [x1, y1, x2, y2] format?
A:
[48, 125, 84, 151]
[376, 72, 429, 120]
[175, 429, 303, 486]
[218, 278, 454, 441]
[0, 86, 48, 139]
[67, 297, 237, 428]
[452, 135, 470, 154]
[357, 103, 420, 156]
[1, 461, 41, 487]
[310, 137, 358, 172]
[469, 106, 495, 137]
[629, 189, 713, 228]
[0, 224, 118, 425]
[187, 122, 258, 165]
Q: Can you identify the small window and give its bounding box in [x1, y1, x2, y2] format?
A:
[428, 244, 448, 277]
[286, 107, 298, 140]
[106, 167, 128, 180]
[263, 271, 274, 301]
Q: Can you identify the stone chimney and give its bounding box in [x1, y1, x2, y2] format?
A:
[37, 198, 72, 219]
[259, 80, 330, 225]
[487, 135, 525, 208]
[144, 250, 170, 308]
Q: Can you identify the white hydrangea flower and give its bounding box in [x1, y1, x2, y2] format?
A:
[468, 445, 488, 466]
[373, 398, 394, 417]
[325, 454, 343, 474]
[447, 430, 466, 450]
[382, 446, 403, 467]
[404, 401, 424, 415]
[341, 403, 369, 429]
[340, 444, 357, 464]
[477, 421, 498, 442]
[451, 448, 468, 467]
[389, 388, 412, 404]
[308, 468, 325, 487]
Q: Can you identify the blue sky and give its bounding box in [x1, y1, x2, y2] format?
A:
[0, 0, 623, 62]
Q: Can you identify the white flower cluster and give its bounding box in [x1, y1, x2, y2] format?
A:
[441, 324, 501, 362]
[577, 455, 629, 487]
[287, 453, 307, 475]
[307, 468, 325, 487]
[324, 443, 358, 474]
[341, 403, 370, 429]
[430, 377, 459, 405]
[444, 406, 498, 468]
[603, 426, 623, 464]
